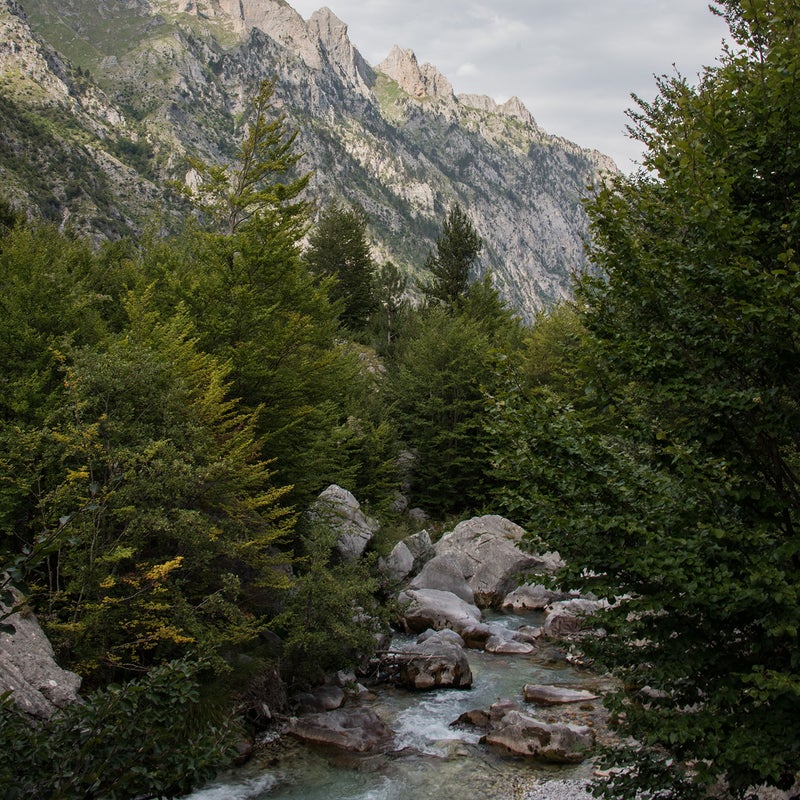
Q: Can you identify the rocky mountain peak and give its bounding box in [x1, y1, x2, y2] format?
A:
[500, 95, 535, 126]
[459, 92, 537, 128]
[307, 6, 373, 96]
[376, 45, 454, 102]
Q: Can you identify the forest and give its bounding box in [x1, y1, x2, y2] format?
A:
[0, 1, 798, 798]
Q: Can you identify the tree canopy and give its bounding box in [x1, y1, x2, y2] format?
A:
[491, 1, 800, 796]
[304, 201, 378, 332]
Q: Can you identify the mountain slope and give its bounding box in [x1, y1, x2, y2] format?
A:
[1, 0, 616, 319]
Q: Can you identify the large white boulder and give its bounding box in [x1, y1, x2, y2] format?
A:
[397, 587, 482, 638]
[434, 515, 540, 607]
[0, 585, 82, 719]
[308, 485, 380, 562]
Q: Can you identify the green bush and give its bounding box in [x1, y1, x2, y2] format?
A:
[0, 660, 237, 800]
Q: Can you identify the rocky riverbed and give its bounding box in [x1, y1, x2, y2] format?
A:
[183, 501, 617, 800]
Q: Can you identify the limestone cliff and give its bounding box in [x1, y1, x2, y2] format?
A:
[1, 0, 617, 318]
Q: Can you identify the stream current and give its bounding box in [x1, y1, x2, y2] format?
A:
[184, 611, 605, 800]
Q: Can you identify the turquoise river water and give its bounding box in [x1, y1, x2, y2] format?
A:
[183, 611, 606, 800]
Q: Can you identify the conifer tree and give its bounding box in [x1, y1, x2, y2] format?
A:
[155, 81, 362, 506]
[421, 203, 482, 307]
[304, 201, 378, 332]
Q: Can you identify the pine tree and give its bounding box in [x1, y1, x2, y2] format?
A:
[304, 201, 378, 332]
[421, 203, 482, 308]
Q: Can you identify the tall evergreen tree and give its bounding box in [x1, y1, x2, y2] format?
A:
[421, 203, 482, 307]
[183, 78, 311, 238]
[153, 82, 362, 507]
[304, 201, 378, 332]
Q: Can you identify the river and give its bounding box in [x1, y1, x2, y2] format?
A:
[184, 611, 609, 800]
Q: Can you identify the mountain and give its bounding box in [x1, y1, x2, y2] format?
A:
[0, 0, 616, 319]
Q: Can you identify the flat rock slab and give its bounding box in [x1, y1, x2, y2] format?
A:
[523, 684, 599, 705]
[485, 636, 534, 655]
[485, 710, 595, 763]
[287, 707, 392, 752]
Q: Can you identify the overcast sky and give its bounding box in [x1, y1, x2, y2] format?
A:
[288, 1, 730, 172]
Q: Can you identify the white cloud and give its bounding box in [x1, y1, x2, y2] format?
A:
[455, 63, 479, 78]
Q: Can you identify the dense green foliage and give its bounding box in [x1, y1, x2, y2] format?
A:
[7, 6, 800, 796]
[272, 524, 385, 686]
[0, 660, 236, 799]
[304, 201, 378, 332]
[491, 1, 800, 796]
[421, 203, 483, 307]
[0, 80, 406, 796]
[389, 260, 526, 515]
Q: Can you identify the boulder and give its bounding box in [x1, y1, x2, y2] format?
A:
[514, 625, 542, 644]
[542, 598, 608, 639]
[502, 583, 568, 612]
[417, 628, 465, 648]
[380, 529, 436, 584]
[523, 684, 600, 705]
[397, 588, 482, 638]
[312, 685, 346, 711]
[434, 516, 540, 607]
[409, 553, 474, 603]
[381, 540, 414, 584]
[403, 529, 436, 568]
[485, 709, 595, 763]
[394, 637, 473, 690]
[308, 485, 380, 562]
[287, 707, 392, 752]
[451, 708, 491, 730]
[0, 585, 82, 719]
[460, 622, 492, 649]
[485, 635, 534, 655]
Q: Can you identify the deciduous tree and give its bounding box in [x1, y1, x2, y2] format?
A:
[492, 2, 800, 796]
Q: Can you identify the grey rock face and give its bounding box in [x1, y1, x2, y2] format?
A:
[0, 586, 82, 719]
[308, 485, 379, 562]
[3, 0, 616, 319]
[397, 587, 482, 638]
[434, 515, 539, 607]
